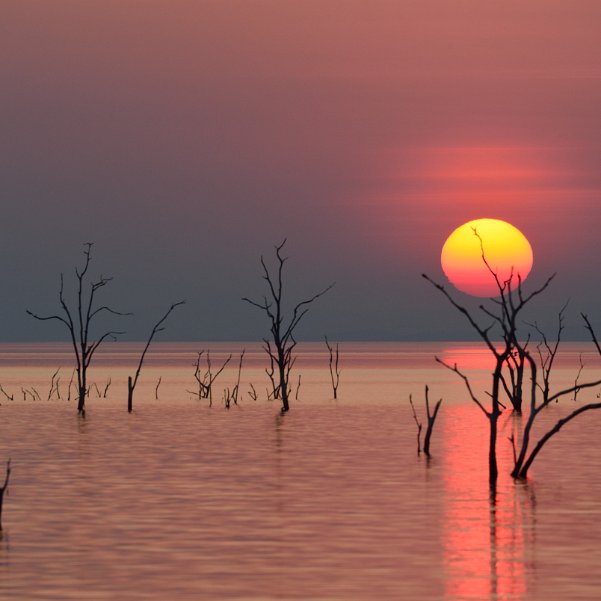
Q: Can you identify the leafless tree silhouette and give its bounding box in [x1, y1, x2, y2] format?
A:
[188, 350, 232, 406]
[409, 394, 423, 455]
[294, 374, 301, 400]
[425, 228, 601, 483]
[325, 336, 341, 399]
[232, 350, 245, 406]
[264, 340, 281, 400]
[508, 314, 601, 479]
[223, 350, 245, 409]
[582, 313, 601, 355]
[127, 301, 185, 412]
[243, 240, 334, 413]
[526, 302, 569, 405]
[21, 387, 40, 401]
[0, 385, 14, 402]
[47, 368, 61, 400]
[424, 228, 553, 484]
[26, 243, 130, 415]
[409, 385, 442, 457]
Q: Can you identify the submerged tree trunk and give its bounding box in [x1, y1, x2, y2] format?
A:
[514, 351, 525, 413]
[78, 369, 86, 414]
[518, 402, 601, 478]
[488, 361, 504, 485]
[127, 376, 133, 413]
[422, 386, 442, 457]
[488, 412, 498, 485]
[277, 345, 289, 412]
[423, 402, 442, 457]
[127, 301, 185, 413]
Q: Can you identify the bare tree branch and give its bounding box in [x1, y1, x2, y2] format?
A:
[127, 300, 185, 412]
[325, 335, 341, 399]
[243, 240, 333, 413]
[27, 243, 129, 414]
[582, 313, 601, 356]
[435, 357, 489, 416]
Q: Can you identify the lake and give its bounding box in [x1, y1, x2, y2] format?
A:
[0, 342, 600, 600]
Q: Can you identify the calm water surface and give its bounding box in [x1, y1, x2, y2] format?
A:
[0, 342, 600, 600]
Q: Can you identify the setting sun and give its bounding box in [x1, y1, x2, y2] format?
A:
[441, 218, 533, 297]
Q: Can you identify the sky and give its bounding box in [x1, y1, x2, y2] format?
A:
[2, 0, 601, 341]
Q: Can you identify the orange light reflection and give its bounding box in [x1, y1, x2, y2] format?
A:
[442, 405, 533, 600]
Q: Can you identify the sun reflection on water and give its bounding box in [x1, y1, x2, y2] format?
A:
[442, 405, 536, 600]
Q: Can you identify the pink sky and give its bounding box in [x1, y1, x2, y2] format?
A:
[2, 1, 601, 340]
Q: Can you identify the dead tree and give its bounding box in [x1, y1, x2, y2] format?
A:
[265, 341, 281, 399]
[424, 272, 515, 485]
[0, 459, 11, 531]
[582, 313, 601, 355]
[507, 313, 601, 478]
[526, 302, 568, 405]
[325, 336, 341, 399]
[223, 350, 245, 409]
[409, 386, 443, 457]
[0, 385, 14, 401]
[423, 229, 554, 484]
[27, 243, 130, 415]
[188, 350, 232, 406]
[426, 228, 601, 483]
[572, 354, 585, 402]
[127, 301, 185, 412]
[501, 336, 529, 413]
[242, 240, 333, 413]
[422, 385, 442, 456]
[510, 334, 601, 479]
[47, 368, 61, 400]
[408, 395, 423, 455]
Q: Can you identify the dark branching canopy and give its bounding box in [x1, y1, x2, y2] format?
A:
[243, 239, 334, 412]
[27, 243, 131, 414]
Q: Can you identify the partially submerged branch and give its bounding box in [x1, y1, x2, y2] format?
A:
[128, 300, 185, 412]
[325, 336, 341, 399]
[0, 459, 12, 531]
[408, 394, 423, 455]
[47, 368, 61, 400]
[189, 350, 232, 406]
[223, 350, 246, 409]
[0, 385, 14, 402]
[409, 385, 442, 457]
[582, 313, 601, 356]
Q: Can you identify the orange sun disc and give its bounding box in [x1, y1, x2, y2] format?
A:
[440, 218, 533, 297]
